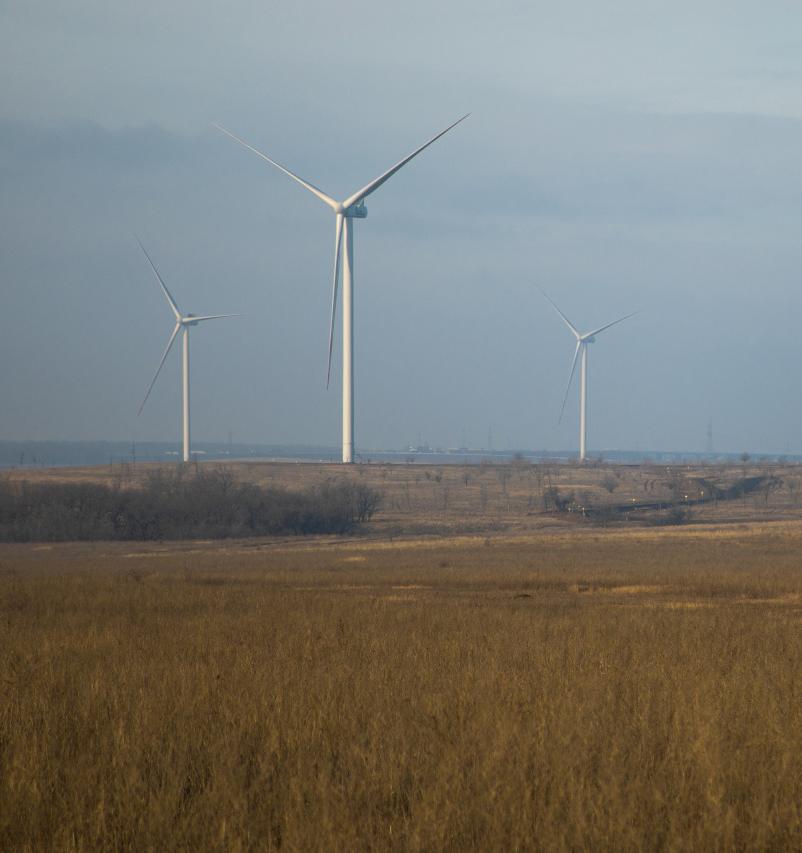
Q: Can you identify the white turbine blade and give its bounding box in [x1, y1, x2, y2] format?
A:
[584, 311, 639, 340]
[539, 287, 581, 339]
[559, 341, 581, 423]
[136, 237, 181, 320]
[213, 123, 338, 211]
[341, 113, 470, 209]
[138, 323, 181, 415]
[189, 313, 242, 323]
[326, 213, 344, 389]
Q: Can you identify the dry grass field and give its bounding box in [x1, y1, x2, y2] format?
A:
[3, 465, 802, 850]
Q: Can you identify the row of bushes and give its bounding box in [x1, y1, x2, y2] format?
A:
[0, 470, 382, 541]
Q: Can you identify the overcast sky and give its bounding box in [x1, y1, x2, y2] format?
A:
[3, 1, 802, 454]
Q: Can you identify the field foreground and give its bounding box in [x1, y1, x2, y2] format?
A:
[3, 522, 802, 849]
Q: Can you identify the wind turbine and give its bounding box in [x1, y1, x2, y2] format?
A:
[136, 238, 238, 463]
[541, 289, 636, 462]
[214, 114, 469, 463]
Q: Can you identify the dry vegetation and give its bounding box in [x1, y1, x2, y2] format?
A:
[3, 512, 802, 849]
[0, 469, 380, 541]
[6, 457, 801, 534]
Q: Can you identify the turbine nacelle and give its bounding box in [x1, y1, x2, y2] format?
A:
[182, 314, 200, 327]
[345, 201, 368, 219]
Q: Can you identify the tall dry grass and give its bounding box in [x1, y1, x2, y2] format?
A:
[2, 526, 802, 849]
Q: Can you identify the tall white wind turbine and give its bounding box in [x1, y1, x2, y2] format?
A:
[136, 238, 239, 463]
[541, 289, 636, 462]
[215, 115, 469, 463]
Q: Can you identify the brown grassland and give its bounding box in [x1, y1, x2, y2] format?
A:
[2, 461, 802, 849]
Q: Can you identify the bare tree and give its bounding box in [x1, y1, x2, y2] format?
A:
[496, 466, 511, 496]
[601, 472, 618, 494]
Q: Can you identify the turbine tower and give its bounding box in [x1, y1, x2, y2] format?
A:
[541, 289, 636, 462]
[136, 239, 238, 463]
[215, 115, 469, 463]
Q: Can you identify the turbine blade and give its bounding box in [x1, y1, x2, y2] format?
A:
[136, 236, 181, 320]
[585, 311, 639, 340]
[138, 323, 181, 415]
[213, 123, 338, 210]
[559, 341, 581, 423]
[189, 313, 242, 323]
[326, 213, 344, 389]
[538, 286, 580, 339]
[341, 113, 470, 209]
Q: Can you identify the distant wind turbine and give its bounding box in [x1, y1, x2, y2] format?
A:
[214, 115, 469, 463]
[541, 289, 637, 462]
[136, 238, 239, 463]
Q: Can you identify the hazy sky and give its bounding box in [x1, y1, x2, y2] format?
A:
[3, 1, 802, 454]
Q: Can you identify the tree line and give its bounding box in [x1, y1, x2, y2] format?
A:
[0, 469, 382, 541]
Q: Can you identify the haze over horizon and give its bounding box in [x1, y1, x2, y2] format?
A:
[3, 1, 802, 455]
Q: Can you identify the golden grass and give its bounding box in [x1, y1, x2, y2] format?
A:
[3, 523, 802, 849]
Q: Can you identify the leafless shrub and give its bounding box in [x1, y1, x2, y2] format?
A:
[601, 473, 619, 493]
[0, 470, 382, 541]
[543, 487, 572, 512]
